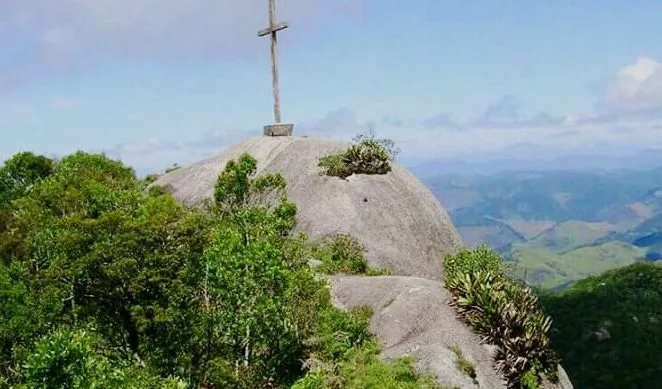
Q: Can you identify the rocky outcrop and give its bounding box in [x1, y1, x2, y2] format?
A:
[152, 135, 573, 388]
[152, 136, 463, 281]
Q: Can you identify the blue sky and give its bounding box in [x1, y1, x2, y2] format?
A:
[1, 0, 662, 174]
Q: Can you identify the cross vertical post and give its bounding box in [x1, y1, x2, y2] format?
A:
[258, 0, 294, 136]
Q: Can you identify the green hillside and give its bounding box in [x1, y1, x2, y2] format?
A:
[539, 262, 662, 389]
[507, 242, 645, 289]
[428, 167, 662, 289]
[525, 220, 613, 252]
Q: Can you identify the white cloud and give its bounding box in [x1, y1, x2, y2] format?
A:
[1, 0, 361, 91]
[2, 1, 352, 62]
[402, 56, 662, 160]
[19, 53, 662, 173]
[78, 102, 662, 175]
[603, 57, 662, 113]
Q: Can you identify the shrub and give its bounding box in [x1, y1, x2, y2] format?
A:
[318, 131, 399, 179]
[21, 328, 186, 388]
[443, 245, 559, 388]
[311, 233, 390, 276]
[295, 306, 445, 389]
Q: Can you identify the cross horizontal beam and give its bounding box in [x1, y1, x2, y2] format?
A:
[257, 22, 289, 37]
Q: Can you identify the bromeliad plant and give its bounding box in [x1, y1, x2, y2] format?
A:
[443, 245, 559, 389]
[318, 130, 400, 179]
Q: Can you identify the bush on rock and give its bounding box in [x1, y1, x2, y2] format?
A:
[318, 132, 399, 179]
[443, 245, 560, 389]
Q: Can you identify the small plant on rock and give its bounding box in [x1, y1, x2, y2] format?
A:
[318, 129, 400, 179]
[311, 233, 390, 276]
[448, 345, 477, 384]
[443, 245, 559, 389]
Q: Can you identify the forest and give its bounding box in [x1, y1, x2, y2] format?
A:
[0, 151, 442, 388]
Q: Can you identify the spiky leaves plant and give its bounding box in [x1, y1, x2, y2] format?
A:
[443, 245, 559, 388]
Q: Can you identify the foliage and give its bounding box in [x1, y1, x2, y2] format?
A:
[319, 131, 399, 179]
[213, 153, 295, 231]
[443, 245, 559, 388]
[0, 149, 437, 388]
[19, 328, 186, 388]
[311, 233, 390, 276]
[195, 166, 320, 386]
[293, 343, 444, 389]
[293, 307, 444, 389]
[0, 151, 210, 384]
[0, 151, 54, 208]
[0, 152, 55, 263]
[538, 262, 662, 389]
[447, 345, 476, 383]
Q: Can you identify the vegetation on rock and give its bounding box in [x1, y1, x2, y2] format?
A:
[448, 345, 477, 384]
[293, 306, 448, 389]
[443, 245, 559, 388]
[318, 131, 399, 179]
[311, 233, 391, 276]
[0, 150, 435, 388]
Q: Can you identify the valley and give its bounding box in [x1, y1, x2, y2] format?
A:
[426, 167, 662, 290]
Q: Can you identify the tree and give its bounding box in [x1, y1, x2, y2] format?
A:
[0, 152, 54, 208]
[0, 152, 210, 384]
[194, 153, 323, 387]
[1, 150, 439, 388]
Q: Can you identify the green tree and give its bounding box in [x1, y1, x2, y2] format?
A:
[1, 150, 441, 388]
[0, 152, 55, 263]
[540, 262, 662, 389]
[0, 152, 210, 384]
[21, 328, 186, 388]
[194, 153, 323, 387]
[0, 151, 54, 207]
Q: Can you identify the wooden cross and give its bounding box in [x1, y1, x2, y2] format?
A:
[257, 0, 289, 124]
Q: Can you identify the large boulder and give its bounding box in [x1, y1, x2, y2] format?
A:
[152, 136, 463, 280]
[330, 275, 506, 389]
[152, 135, 573, 388]
[329, 275, 574, 389]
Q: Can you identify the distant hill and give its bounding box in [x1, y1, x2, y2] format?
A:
[539, 262, 662, 389]
[424, 167, 662, 289]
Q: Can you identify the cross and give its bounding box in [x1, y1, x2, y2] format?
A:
[258, 0, 289, 124]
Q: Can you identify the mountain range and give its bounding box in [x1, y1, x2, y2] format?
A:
[424, 166, 662, 289]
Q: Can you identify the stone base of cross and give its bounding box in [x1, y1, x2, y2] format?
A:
[263, 123, 293, 136]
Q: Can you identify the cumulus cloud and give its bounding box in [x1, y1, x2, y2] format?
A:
[91, 99, 662, 175]
[97, 54, 662, 173]
[603, 57, 662, 114]
[17, 52, 662, 173]
[422, 94, 564, 131]
[0, 0, 359, 91]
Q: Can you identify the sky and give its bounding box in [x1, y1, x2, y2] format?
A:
[1, 0, 662, 175]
